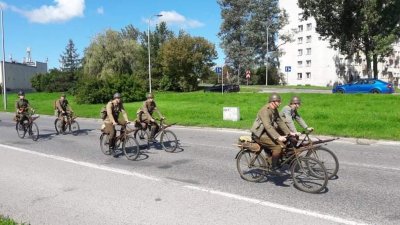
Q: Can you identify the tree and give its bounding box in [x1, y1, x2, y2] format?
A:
[59, 39, 81, 73]
[138, 22, 175, 90]
[82, 29, 143, 78]
[218, 0, 289, 82]
[160, 32, 217, 91]
[299, 0, 400, 79]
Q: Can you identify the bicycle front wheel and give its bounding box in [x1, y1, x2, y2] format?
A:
[16, 122, 27, 139]
[54, 118, 63, 134]
[100, 133, 111, 155]
[291, 157, 328, 193]
[160, 130, 178, 152]
[122, 136, 140, 161]
[134, 129, 149, 150]
[236, 150, 266, 182]
[70, 121, 80, 135]
[306, 146, 339, 179]
[30, 122, 39, 141]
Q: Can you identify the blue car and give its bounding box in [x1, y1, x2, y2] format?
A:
[332, 79, 395, 94]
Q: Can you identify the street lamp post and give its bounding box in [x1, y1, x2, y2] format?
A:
[1, 8, 6, 110]
[265, 23, 272, 86]
[147, 14, 162, 94]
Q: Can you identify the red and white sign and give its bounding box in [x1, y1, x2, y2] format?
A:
[246, 70, 251, 79]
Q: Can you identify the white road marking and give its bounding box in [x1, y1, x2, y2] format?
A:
[184, 185, 368, 225]
[0, 143, 368, 225]
[340, 162, 400, 172]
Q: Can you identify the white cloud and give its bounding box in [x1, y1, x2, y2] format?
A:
[96, 6, 104, 15]
[156, 10, 204, 29]
[0, 2, 8, 9]
[11, 0, 85, 24]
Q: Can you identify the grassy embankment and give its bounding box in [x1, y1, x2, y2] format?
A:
[1, 91, 399, 140]
[0, 215, 27, 225]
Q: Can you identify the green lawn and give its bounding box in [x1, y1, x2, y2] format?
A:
[1, 91, 399, 140]
[0, 215, 27, 225]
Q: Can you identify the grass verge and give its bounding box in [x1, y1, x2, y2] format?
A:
[0, 215, 28, 225]
[1, 91, 399, 140]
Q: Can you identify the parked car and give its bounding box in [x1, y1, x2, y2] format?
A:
[204, 84, 240, 93]
[332, 79, 394, 94]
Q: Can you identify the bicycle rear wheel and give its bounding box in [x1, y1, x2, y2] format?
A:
[291, 157, 328, 193]
[134, 129, 149, 150]
[16, 122, 26, 139]
[122, 136, 140, 160]
[70, 121, 80, 135]
[100, 133, 111, 155]
[30, 122, 39, 141]
[160, 130, 178, 152]
[305, 146, 339, 179]
[236, 150, 266, 182]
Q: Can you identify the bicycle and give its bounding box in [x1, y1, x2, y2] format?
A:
[235, 135, 328, 193]
[15, 110, 40, 141]
[99, 122, 140, 161]
[295, 130, 339, 179]
[54, 112, 80, 135]
[134, 118, 178, 153]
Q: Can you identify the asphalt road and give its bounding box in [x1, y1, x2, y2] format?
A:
[0, 112, 399, 225]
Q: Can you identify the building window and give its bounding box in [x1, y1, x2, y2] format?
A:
[298, 61, 303, 67]
[298, 49, 303, 56]
[306, 60, 311, 67]
[297, 73, 302, 80]
[298, 37, 303, 44]
[306, 36, 312, 43]
[298, 13, 303, 20]
[298, 25, 303, 32]
[306, 48, 311, 55]
[307, 23, 312, 31]
[306, 72, 311, 79]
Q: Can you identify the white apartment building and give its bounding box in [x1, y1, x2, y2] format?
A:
[278, 0, 400, 87]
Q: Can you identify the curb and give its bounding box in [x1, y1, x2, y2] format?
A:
[1, 112, 399, 146]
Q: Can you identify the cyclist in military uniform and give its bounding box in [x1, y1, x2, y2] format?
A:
[15, 90, 32, 125]
[280, 96, 313, 133]
[136, 93, 164, 141]
[55, 93, 74, 133]
[250, 93, 296, 174]
[102, 93, 130, 150]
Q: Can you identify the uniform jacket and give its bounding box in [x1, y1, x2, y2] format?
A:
[280, 105, 308, 133]
[251, 105, 290, 140]
[15, 99, 30, 113]
[137, 99, 162, 121]
[55, 99, 71, 113]
[104, 101, 128, 124]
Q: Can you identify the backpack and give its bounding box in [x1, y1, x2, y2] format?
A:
[100, 106, 107, 120]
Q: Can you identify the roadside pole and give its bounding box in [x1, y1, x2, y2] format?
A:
[221, 66, 224, 95]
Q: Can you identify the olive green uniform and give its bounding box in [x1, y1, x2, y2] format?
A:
[250, 105, 290, 154]
[136, 99, 162, 123]
[136, 99, 163, 139]
[103, 101, 128, 146]
[280, 105, 308, 133]
[15, 99, 30, 123]
[55, 99, 72, 118]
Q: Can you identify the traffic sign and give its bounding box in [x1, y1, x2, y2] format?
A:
[246, 70, 251, 79]
[285, 66, 291, 72]
[215, 67, 222, 74]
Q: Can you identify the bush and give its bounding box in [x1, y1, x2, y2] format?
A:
[75, 74, 147, 104]
[31, 69, 79, 92]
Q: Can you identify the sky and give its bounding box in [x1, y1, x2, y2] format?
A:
[0, 0, 225, 70]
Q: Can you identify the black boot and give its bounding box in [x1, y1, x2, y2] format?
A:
[270, 156, 283, 176]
